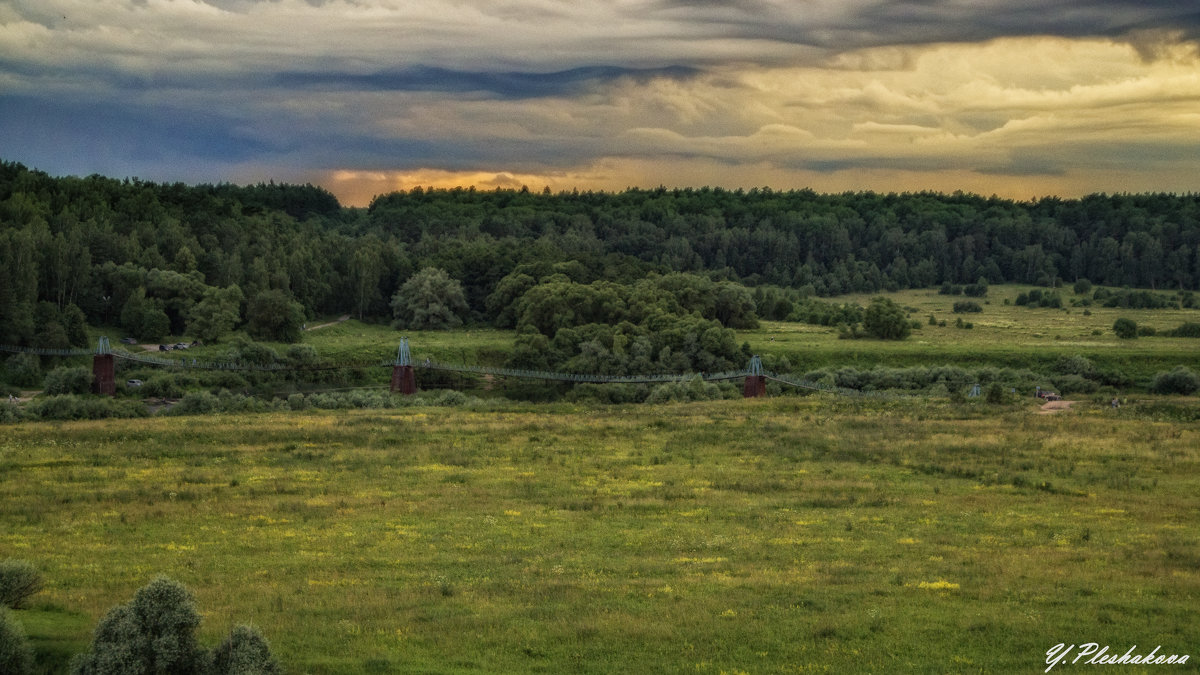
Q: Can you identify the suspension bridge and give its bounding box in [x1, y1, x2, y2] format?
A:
[0, 337, 892, 400]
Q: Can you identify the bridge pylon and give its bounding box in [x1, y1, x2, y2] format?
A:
[390, 337, 416, 395]
[92, 337, 116, 396]
[743, 355, 766, 398]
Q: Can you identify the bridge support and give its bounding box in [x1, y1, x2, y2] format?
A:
[743, 374, 766, 398]
[743, 354, 765, 398]
[391, 365, 416, 395]
[390, 337, 416, 394]
[92, 353, 116, 396]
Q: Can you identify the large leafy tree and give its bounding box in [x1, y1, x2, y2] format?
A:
[188, 285, 244, 343]
[390, 267, 469, 330]
[246, 289, 306, 343]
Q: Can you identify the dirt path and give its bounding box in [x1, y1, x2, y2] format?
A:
[304, 314, 351, 331]
[1038, 400, 1076, 414]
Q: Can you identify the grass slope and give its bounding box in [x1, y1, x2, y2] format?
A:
[3, 397, 1198, 673]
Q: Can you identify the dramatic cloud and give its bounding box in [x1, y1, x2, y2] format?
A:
[1, 0, 1198, 203]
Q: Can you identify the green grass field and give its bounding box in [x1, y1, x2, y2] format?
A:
[4, 397, 1198, 673]
[302, 284, 1200, 382]
[739, 286, 1200, 379]
[96, 285, 1200, 391]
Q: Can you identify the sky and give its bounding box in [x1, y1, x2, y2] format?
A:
[2, 1, 1199, 207]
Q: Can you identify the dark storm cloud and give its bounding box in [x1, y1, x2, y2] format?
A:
[2, 0, 1200, 199]
[636, 1, 1200, 54]
[273, 65, 699, 99]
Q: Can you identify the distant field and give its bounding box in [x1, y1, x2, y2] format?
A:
[741, 286, 1200, 375]
[303, 284, 1200, 385]
[4, 397, 1198, 673]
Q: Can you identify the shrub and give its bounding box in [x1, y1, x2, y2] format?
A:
[4, 353, 41, 388]
[0, 402, 21, 424]
[428, 390, 470, 407]
[1053, 374, 1098, 395]
[0, 607, 33, 675]
[171, 391, 220, 415]
[71, 577, 207, 675]
[0, 560, 43, 609]
[985, 382, 1009, 404]
[43, 366, 93, 396]
[25, 396, 149, 421]
[141, 373, 196, 399]
[646, 375, 724, 404]
[229, 339, 280, 367]
[1054, 355, 1096, 378]
[1166, 322, 1200, 338]
[566, 383, 650, 404]
[962, 280, 988, 297]
[1039, 293, 1063, 308]
[1137, 325, 1157, 337]
[1073, 278, 1093, 295]
[284, 344, 318, 366]
[287, 393, 309, 411]
[952, 301, 982, 313]
[862, 297, 910, 340]
[210, 625, 281, 675]
[1112, 317, 1138, 339]
[1151, 367, 1200, 395]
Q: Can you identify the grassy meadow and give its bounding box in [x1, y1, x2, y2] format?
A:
[94, 284, 1200, 392]
[740, 285, 1200, 379]
[4, 397, 1199, 673]
[283, 283, 1200, 383]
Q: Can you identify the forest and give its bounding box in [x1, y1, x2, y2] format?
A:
[2, 158, 1200, 358]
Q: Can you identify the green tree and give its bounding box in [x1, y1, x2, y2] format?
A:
[4, 353, 41, 388]
[0, 560, 43, 609]
[136, 304, 172, 342]
[43, 366, 93, 396]
[351, 239, 385, 320]
[1151, 366, 1200, 395]
[245, 290, 306, 343]
[71, 577, 207, 675]
[61, 303, 90, 347]
[0, 607, 33, 675]
[188, 285, 244, 343]
[120, 288, 170, 341]
[1112, 317, 1138, 339]
[712, 282, 759, 329]
[210, 625, 281, 675]
[391, 267, 469, 330]
[862, 297, 911, 340]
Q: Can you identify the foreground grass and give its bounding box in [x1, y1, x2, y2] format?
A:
[3, 397, 1198, 673]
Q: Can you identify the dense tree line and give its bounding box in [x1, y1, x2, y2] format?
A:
[3, 159, 1200, 351]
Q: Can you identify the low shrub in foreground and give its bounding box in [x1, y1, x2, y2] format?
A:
[161, 388, 486, 416]
[0, 607, 33, 675]
[71, 576, 279, 675]
[0, 560, 43, 609]
[24, 395, 148, 421]
[210, 625, 281, 675]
